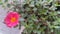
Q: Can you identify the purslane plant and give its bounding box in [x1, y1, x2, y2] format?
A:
[0, 0, 60, 34]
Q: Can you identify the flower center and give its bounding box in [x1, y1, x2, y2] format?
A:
[10, 17, 16, 23]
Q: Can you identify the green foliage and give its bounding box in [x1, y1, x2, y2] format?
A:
[0, 0, 60, 34]
[4, 0, 8, 3]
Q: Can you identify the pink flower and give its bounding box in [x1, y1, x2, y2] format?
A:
[4, 11, 19, 28]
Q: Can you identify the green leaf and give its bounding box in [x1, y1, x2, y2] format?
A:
[47, 0, 50, 2]
[37, 31, 41, 34]
[0, 0, 3, 5]
[4, 0, 8, 2]
[57, 18, 60, 23]
[0, 2, 3, 5]
[7, 4, 11, 7]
